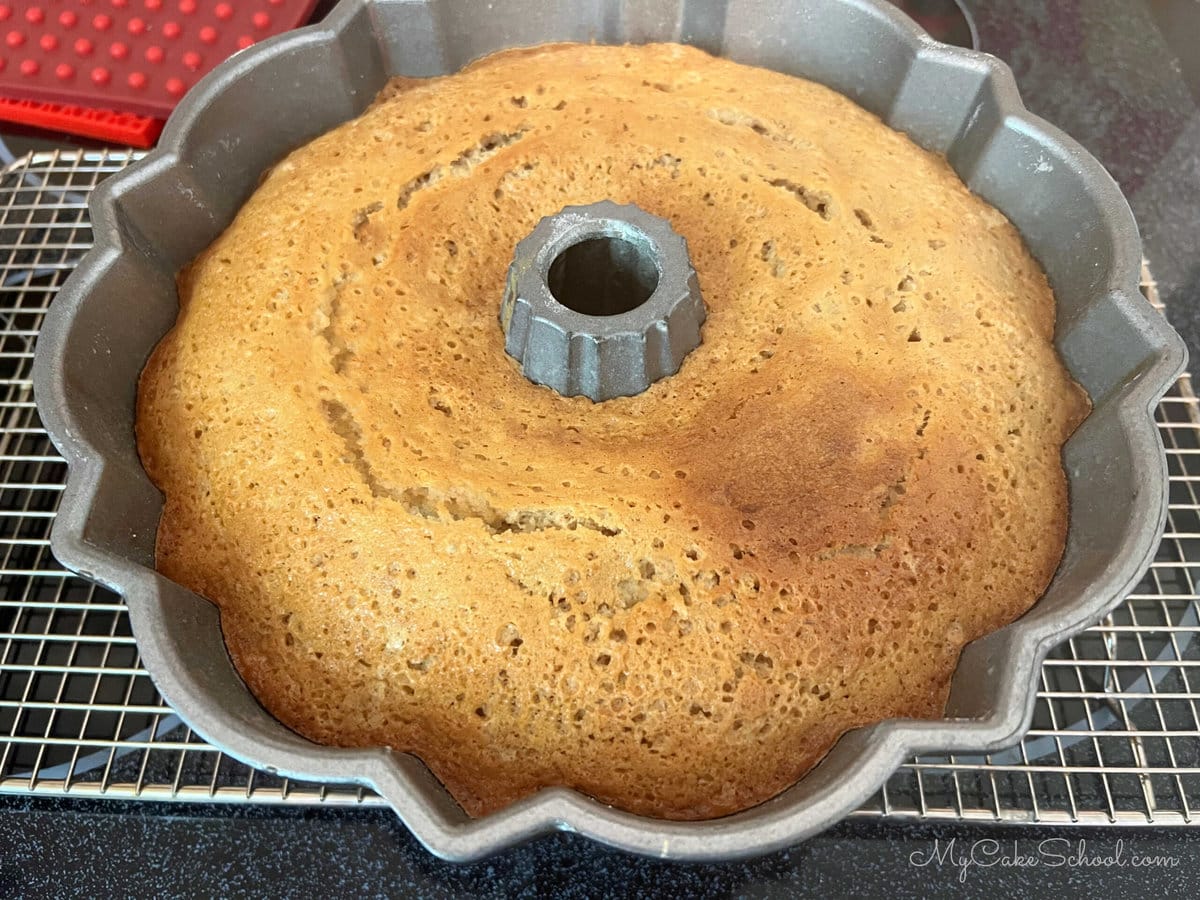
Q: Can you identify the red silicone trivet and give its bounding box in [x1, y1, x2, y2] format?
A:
[0, 95, 162, 146]
[0, 0, 319, 119]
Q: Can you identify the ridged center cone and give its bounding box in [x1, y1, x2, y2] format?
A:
[500, 200, 706, 402]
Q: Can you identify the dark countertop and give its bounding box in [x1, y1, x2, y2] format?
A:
[3, 1, 1199, 896]
[972, 0, 1200, 372]
[3, 796, 1199, 898]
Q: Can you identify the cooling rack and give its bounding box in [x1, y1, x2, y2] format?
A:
[1, 150, 1196, 824]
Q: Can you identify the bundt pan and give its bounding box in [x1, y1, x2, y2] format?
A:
[32, 0, 1187, 862]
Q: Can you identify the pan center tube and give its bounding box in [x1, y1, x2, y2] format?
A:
[499, 201, 706, 402]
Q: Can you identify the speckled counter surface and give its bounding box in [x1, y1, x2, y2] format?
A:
[971, 0, 1200, 375]
[3, 1, 1199, 896]
[3, 796, 1198, 898]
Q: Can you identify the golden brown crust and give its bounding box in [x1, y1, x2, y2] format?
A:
[135, 43, 1089, 819]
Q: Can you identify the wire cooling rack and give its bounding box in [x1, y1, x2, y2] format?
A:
[1, 150, 1197, 824]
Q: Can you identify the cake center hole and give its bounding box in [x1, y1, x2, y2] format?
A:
[547, 234, 659, 317]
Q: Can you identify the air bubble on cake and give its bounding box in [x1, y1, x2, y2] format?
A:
[853, 208, 876, 231]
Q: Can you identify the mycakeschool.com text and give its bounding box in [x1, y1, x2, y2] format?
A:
[908, 838, 1181, 883]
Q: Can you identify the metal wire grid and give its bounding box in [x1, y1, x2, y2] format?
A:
[0, 150, 1196, 825]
